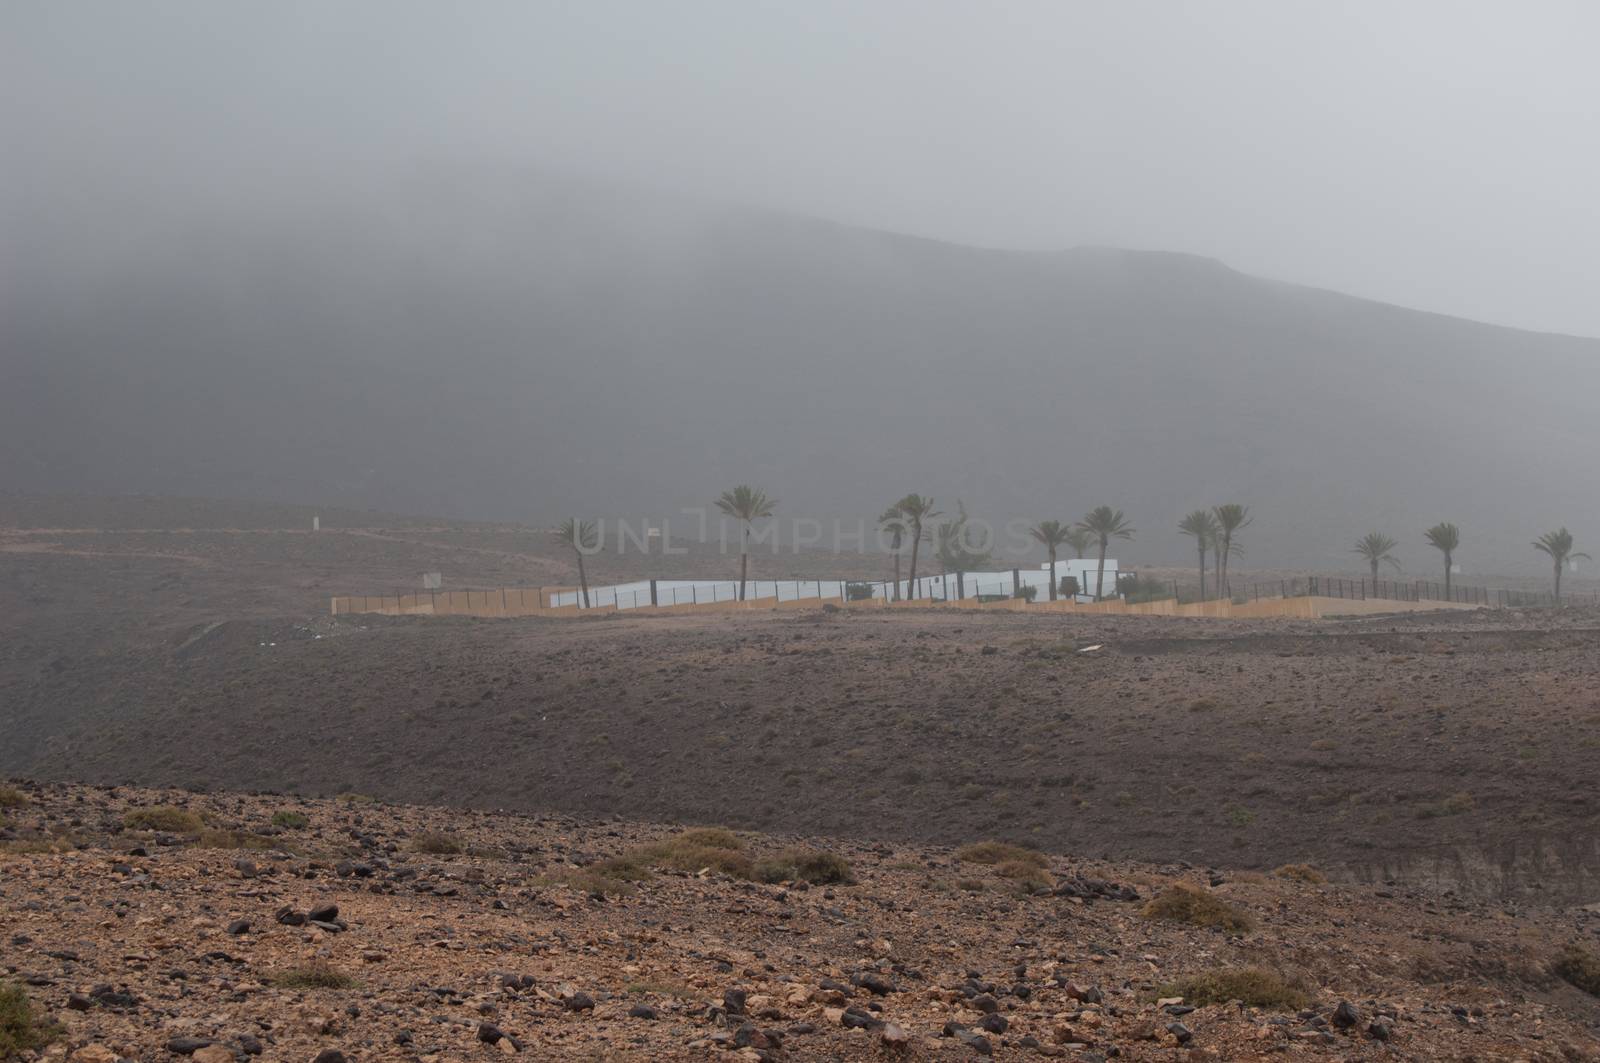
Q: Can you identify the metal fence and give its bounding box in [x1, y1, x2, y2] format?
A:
[1239, 576, 1597, 609]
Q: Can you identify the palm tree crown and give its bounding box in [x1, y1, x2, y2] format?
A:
[1533, 527, 1590, 604]
[1064, 527, 1092, 559]
[554, 517, 598, 552]
[1423, 522, 1461, 598]
[1076, 506, 1134, 600]
[716, 485, 776, 601]
[1178, 509, 1219, 599]
[896, 494, 940, 600]
[1353, 532, 1401, 584]
[716, 485, 777, 525]
[1211, 503, 1251, 597]
[879, 505, 907, 600]
[1029, 519, 1072, 601]
[553, 518, 599, 608]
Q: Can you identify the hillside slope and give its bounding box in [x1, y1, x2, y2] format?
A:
[5, 170, 1598, 568]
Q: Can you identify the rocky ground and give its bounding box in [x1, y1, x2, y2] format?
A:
[4, 781, 1600, 1062]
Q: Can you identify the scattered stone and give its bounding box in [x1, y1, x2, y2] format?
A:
[166, 1037, 214, 1055]
[68, 1047, 119, 1063]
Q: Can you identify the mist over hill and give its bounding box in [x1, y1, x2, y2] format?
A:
[5, 169, 1597, 571]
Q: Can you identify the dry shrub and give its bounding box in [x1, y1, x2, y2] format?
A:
[636, 834, 753, 878]
[1554, 945, 1600, 996]
[271, 810, 309, 829]
[677, 827, 743, 850]
[267, 961, 356, 990]
[1141, 883, 1255, 933]
[0, 786, 29, 809]
[1273, 863, 1327, 884]
[196, 829, 277, 851]
[409, 831, 464, 855]
[755, 847, 854, 885]
[0, 982, 60, 1057]
[123, 806, 203, 832]
[995, 859, 1052, 893]
[956, 841, 1047, 868]
[1161, 967, 1309, 1010]
[1416, 791, 1475, 818]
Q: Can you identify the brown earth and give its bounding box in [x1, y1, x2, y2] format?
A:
[4, 780, 1600, 1062]
[4, 495, 1600, 907]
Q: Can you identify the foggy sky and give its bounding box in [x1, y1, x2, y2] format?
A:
[5, 1, 1599, 338]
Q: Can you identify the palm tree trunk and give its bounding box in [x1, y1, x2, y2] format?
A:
[1095, 540, 1107, 601]
[907, 526, 920, 600]
[1370, 559, 1379, 588]
[1443, 555, 1451, 600]
[1048, 548, 1058, 601]
[738, 528, 749, 601]
[1555, 559, 1563, 604]
[892, 548, 901, 601]
[1198, 543, 1207, 601]
[576, 551, 590, 609]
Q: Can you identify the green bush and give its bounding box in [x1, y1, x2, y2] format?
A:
[1058, 576, 1080, 598]
[1013, 584, 1038, 602]
[845, 582, 877, 602]
[271, 810, 309, 829]
[0, 786, 28, 809]
[123, 806, 203, 832]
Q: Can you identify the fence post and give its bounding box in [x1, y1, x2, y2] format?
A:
[957, 571, 965, 600]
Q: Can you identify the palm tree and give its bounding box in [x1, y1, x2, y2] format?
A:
[1075, 506, 1134, 601]
[1178, 510, 1219, 600]
[1065, 527, 1092, 560]
[1533, 528, 1590, 604]
[715, 485, 776, 601]
[1212, 504, 1251, 597]
[553, 518, 599, 608]
[1353, 532, 1401, 588]
[896, 494, 940, 600]
[1423, 522, 1460, 599]
[1029, 520, 1072, 601]
[878, 505, 907, 601]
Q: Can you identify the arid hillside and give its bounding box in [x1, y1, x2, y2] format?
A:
[4, 781, 1600, 1061]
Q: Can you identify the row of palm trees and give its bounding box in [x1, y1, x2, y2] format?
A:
[557, 488, 1591, 609]
[877, 499, 1135, 602]
[1354, 523, 1591, 603]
